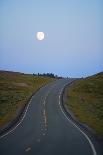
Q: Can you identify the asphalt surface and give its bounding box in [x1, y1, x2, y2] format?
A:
[0, 79, 101, 155]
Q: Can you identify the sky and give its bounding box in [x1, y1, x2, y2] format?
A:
[0, 0, 103, 77]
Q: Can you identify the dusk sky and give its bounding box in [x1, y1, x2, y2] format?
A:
[0, 0, 103, 77]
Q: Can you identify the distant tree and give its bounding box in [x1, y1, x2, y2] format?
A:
[33, 73, 36, 76]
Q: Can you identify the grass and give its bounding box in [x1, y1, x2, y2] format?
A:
[0, 70, 54, 128]
[65, 72, 103, 137]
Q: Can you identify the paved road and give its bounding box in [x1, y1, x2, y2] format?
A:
[0, 79, 101, 155]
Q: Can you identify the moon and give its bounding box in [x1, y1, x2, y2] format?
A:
[36, 32, 44, 40]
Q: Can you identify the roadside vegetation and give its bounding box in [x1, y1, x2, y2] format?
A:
[0, 70, 54, 128]
[65, 72, 103, 137]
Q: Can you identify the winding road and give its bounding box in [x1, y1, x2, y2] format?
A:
[0, 79, 101, 155]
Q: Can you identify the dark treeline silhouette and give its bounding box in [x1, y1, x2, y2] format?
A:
[33, 73, 62, 79]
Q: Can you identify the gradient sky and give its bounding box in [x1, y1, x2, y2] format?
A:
[0, 0, 103, 77]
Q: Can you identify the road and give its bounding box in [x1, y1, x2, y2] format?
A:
[0, 79, 101, 155]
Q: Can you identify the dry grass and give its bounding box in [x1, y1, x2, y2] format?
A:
[0, 70, 54, 128]
[65, 72, 103, 137]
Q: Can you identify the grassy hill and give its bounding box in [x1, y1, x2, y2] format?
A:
[0, 70, 54, 129]
[65, 72, 103, 137]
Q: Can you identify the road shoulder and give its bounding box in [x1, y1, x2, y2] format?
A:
[61, 82, 103, 154]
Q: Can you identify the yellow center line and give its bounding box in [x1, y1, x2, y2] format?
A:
[25, 147, 31, 152]
[43, 109, 46, 115]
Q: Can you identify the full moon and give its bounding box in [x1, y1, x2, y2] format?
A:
[36, 32, 44, 40]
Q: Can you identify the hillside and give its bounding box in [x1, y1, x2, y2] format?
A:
[0, 70, 54, 129]
[65, 72, 103, 137]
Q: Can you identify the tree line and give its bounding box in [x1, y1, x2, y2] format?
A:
[33, 73, 62, 79]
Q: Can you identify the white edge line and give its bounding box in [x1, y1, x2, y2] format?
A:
[0, 84, 97, 155]
[59, 93, 97, 155]
[0, 85, 54, 139]
[0, 98, 33, 139]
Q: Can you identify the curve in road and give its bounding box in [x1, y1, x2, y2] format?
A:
[0, 79, 101, 155]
